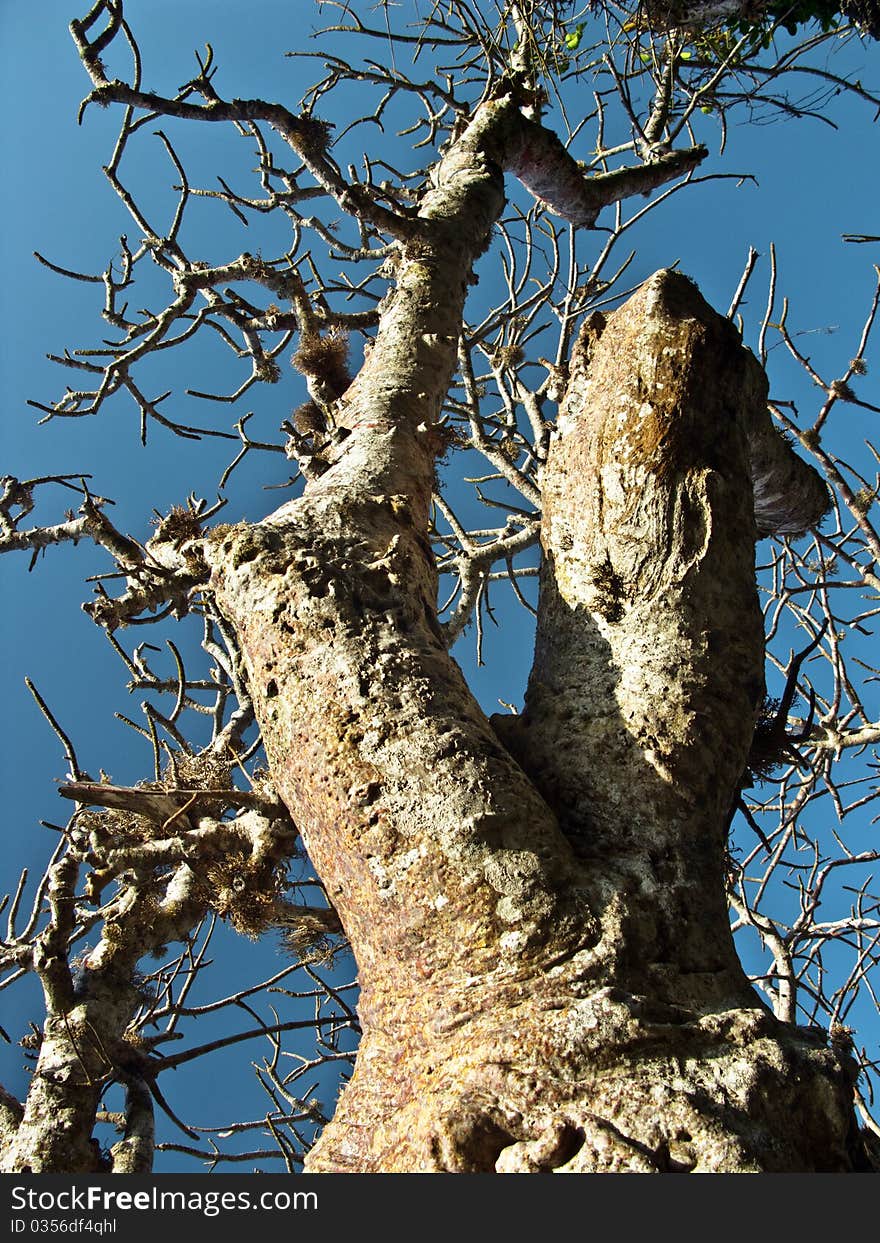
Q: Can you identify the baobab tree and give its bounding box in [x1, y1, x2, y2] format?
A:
[1, 0, 879, 1173]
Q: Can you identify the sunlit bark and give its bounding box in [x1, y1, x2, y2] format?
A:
[209, 270, 863, 1172]
[2, 0, 877, 1174]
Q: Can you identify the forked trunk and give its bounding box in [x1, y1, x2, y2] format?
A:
[208, 271, 865, 1172]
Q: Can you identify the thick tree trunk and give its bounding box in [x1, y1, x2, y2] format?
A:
[207, 270, 866, 1172]
[4, 14, 873, 1178]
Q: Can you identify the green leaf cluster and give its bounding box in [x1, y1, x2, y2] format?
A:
[743, 0, 842, 37]
[687, 1, 844, 67]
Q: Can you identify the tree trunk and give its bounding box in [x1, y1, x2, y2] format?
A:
[207, 269, 865, 1172]
[2, 5, 876, 1179]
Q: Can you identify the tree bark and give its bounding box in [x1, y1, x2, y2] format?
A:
[2, 5, 875, 1179]
[206, 269, 866, 1172]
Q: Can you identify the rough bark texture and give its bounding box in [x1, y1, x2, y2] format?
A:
[2, 955, 143, 1172]
[504, 271, 826, 989]
[3, 8, 872, 1176]
[206, 270, 865, 1172]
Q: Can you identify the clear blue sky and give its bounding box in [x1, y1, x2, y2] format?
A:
[1, 1, 878, 1170]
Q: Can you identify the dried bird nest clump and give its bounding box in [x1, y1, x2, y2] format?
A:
[744, 692, 813, 783]
[202, 850, 289, 940]
[279, 911, 344, 964]
[291, 327, 351, 399]
[162, 751, 235, 791]
[292, 401, 328, 437]
[149, 503, 204, 548]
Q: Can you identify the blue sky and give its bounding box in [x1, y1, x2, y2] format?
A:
[1, 1, 878, 1170]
